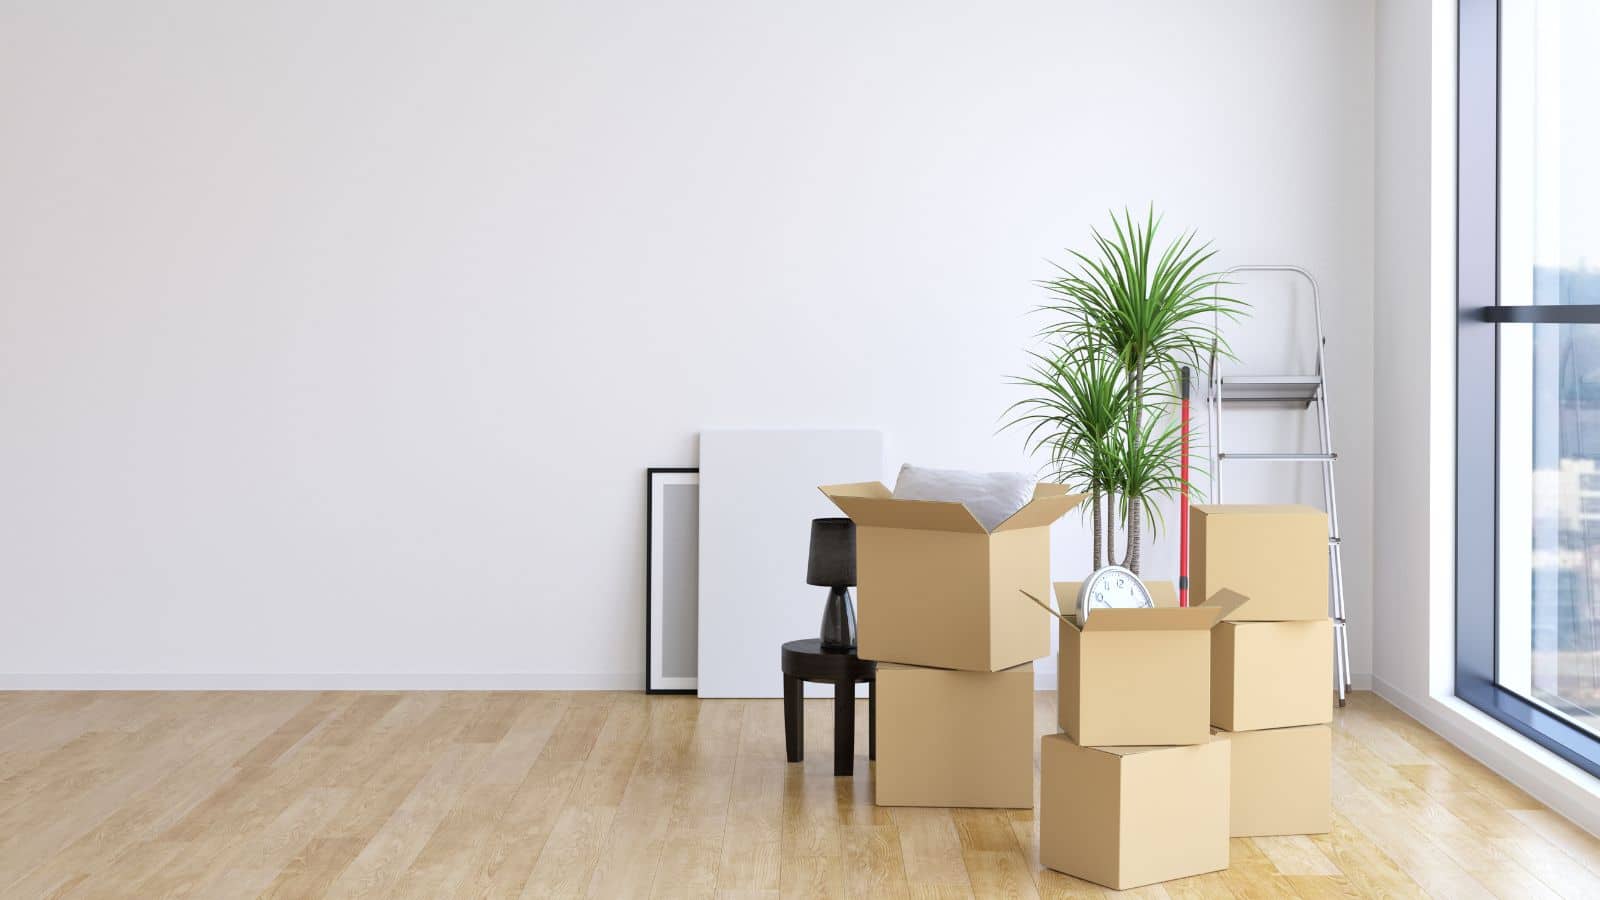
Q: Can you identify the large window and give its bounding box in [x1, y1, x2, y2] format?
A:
[1459, 0, 1600, 774]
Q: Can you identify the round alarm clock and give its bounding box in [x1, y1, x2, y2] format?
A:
[1075, 565, 1155, 622]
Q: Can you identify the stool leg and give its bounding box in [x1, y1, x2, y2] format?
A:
[784, 675, 803, 763]
[868, 679, 876, 761]
[834, 681, 854, 777]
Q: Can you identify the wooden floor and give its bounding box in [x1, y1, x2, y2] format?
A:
[0, 691, 1597, 899]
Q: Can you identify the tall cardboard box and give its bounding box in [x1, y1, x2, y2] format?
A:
[1211, 619, 1333, 731]
[1190, 504, 1328, 620]
[1055, 582, 1239, 746]
[1040, 733, 1230, 890]
[874, 662, 1033, 808]
[820, 482, 1084, 671]
[1225, 724, 1331, 836]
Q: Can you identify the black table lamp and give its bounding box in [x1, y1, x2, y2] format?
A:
[807, 517, 857, 651]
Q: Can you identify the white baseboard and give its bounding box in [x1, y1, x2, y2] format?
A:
[1373, 675, 1600, 838]
[0, 673, 645, 691]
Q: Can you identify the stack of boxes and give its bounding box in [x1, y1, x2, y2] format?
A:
[820, 479, 1334, 889]
[1193, 504, 1334, 838]
[820, 481, 1083, 808]
[1038, 503, 1334, 891]
[1041, 581, 1237, 890]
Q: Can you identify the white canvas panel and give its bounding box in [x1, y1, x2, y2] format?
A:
[699, 428, 884, 698]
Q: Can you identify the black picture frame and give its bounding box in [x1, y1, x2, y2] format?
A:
[646, 467, 699, 695]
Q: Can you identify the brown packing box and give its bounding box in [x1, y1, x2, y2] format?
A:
[1224, 724, 1331, 836]
[1040, 733, 1229, 890]
[1190, 504, 1328, 620]
[820, 482, 1085, 671]
[1056, 581, 1240, 747]
[1211, 618, 1334, 731]
[874, 662, 1033, 808]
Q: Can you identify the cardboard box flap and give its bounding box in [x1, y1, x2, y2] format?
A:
[819, 481, 892, 500]
[1193, 590, 1250, 622]
[1053, 580, 1229, 632]
[818, 483, 987, 533]
[991, 490, 1087, 532]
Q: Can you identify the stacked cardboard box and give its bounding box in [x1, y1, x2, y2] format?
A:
[1193, 504, 1334, 838]
[1041, 581, 1237, 890]
[820, 482, 1082, 808]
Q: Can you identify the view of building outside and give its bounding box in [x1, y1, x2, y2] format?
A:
[1530, 324, 1600, 732]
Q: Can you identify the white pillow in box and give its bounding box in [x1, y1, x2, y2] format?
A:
[891, 464, 1036, 532]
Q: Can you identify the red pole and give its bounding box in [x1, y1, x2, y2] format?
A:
[1179, 366, 1192, 607]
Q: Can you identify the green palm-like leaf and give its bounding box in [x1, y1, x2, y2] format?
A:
[1006, 207, 1251, 572]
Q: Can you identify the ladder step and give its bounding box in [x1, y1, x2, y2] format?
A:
[1216, 375, 1322, 404]
[1217, 452, 1336, 462]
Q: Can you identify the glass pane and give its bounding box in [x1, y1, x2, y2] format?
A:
[1500, 323, 1600, 733]
[1498, 0, 1600, 735]
[1499, 0, 1600, 307]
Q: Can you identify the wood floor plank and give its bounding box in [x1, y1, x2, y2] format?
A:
[890, 807, 971, 891]
[448, 756, 585, 899]
[839, 823, 911, 899]
[0, 689, 1594, 899]
[1513, 808, 1600, 877]
[653, 772, 735, 897]
[963, 848, 1042, 899]
[1159, 870, 1237, 899]
[1331, 761, 1498, 899]
[1218, 837, 1303, 899]
[1251, 835, 1340, 877]
[1005, 817, 1107, 899]
[1308, 814, 1426, 899]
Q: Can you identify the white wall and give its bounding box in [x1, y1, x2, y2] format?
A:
[0, 0, 1374, 688]
[1372, 0, 1445, 701]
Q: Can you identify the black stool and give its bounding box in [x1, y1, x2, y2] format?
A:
[781, 639, 875, 776]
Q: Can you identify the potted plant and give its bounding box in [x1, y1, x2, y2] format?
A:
[1005, 209, 1246, 575]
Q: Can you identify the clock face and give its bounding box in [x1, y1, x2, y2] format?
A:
[1075, 565, 1154, 622]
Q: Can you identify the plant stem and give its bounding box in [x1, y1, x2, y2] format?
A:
[1091, 488, 1103, 570]
[1122, 363, 1145, 574]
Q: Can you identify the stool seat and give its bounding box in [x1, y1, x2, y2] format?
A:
[781, 639, 876, 776]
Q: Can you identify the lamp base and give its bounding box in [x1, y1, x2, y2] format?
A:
[819, 586, 857, 651]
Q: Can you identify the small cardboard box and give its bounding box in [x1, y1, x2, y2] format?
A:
[1211, 619, 1333, 731]
[874, 661, 1033, 808]
[1224, 724, 1331, 836]
[1190, 504, 1328, 620]
[820, 482, 1084, 671]
[1055, 581, 1238, 747]
[1040, 733, 1229, 890]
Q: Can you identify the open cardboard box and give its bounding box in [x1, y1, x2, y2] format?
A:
[1040, 732, 1230, 890]
[1190, 504, 1328, 620]
[1212, 618, 1334, 731]
[1222, 724, 1331, 836]
[1054, 581, 1241, 747]
[820, 482, 1084, 671]
[874, 661, 1033, 808]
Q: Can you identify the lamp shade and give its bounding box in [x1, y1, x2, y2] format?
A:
[806, 517, 856, 587]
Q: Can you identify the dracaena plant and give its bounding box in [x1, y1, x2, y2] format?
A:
[1005, 208, 1247, 574]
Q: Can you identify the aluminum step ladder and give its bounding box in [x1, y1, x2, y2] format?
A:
[1206, 264, 1351, 706]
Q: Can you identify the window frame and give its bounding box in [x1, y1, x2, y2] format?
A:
[1456, 0, 1600, 776]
